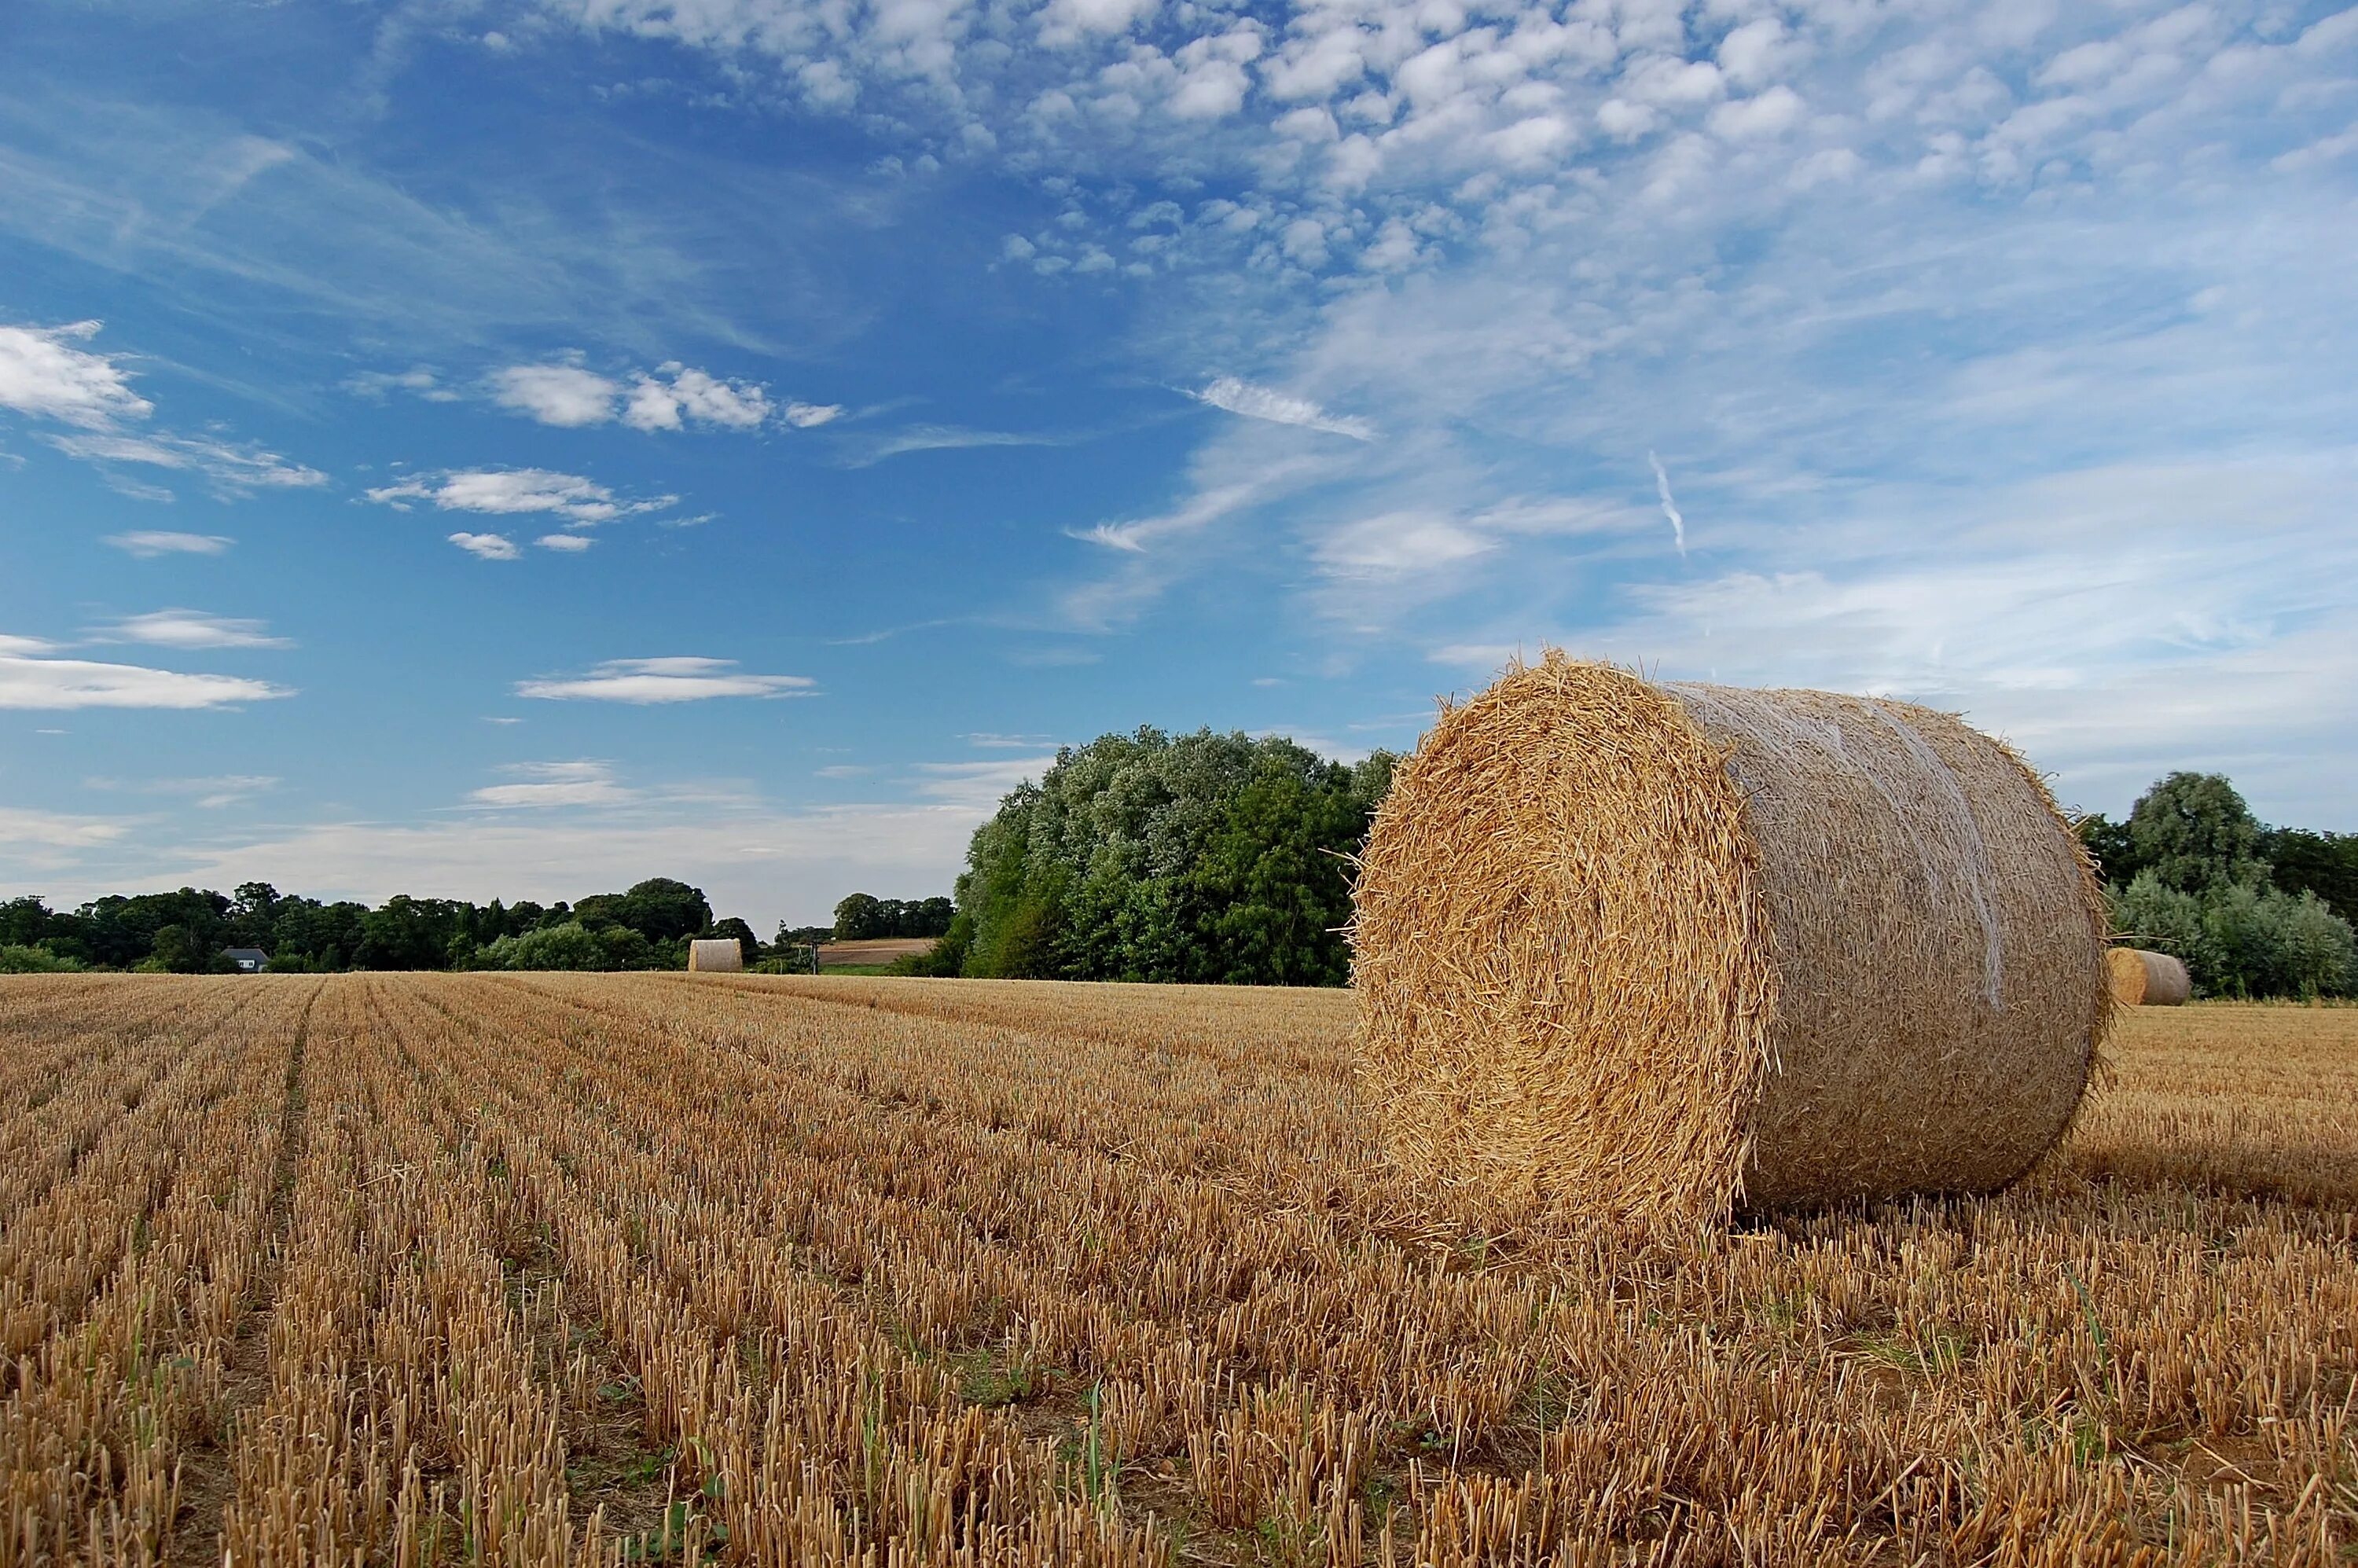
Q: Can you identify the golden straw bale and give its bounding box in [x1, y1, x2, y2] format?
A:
[1350, 652, 2113, 1225]
[2107, 946, 2191, 1007]
[687, 938, 744, 973]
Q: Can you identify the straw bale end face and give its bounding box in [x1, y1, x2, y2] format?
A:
[687, 938, 745, 974]
[1350, 653, 2113, 1228]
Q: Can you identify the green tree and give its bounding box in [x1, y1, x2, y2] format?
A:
[226, 882, 281, 950]
[2127, 773, 2268, 894]
[480, 922, 606, 971]
[354, 896, 465, 971]
[0, 896, 50, 949]
[947, 727, 1394, 986]
[833, 893, 885, 940]
[148, 923, 222, 974]
[2265, 828, 2358, 925]
[619, 878, 713, 943]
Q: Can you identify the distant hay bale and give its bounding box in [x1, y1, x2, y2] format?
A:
[1350, 653, 2114, 1226]
[687, 938, 744, 974]
[2107, 947, 2191, 1007]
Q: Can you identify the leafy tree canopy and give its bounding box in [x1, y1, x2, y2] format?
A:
[2126, 772, 2270, 894]
[946, 726, 1395, 986]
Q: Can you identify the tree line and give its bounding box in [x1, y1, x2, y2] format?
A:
[8, 746, 2346, 1001]
[2077, 772, 2355, 1000]
[0, 877, 840, 975]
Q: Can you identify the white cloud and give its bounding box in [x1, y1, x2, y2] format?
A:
[450, 532, 522, 560]
[911, 755, 1061, 808]
[468, 760, 634, 808]
[84, 774, 279, 809]
[536, 533, 594, 553]
[97, 609, 292, 650]
[346, 366, 450, 402]
[490, 362, 622, 426]
[1314, 511, 1495, 578]
[1707, 86, 1805, 141]
[0, 642, 294, 710]
[0, 321, 152, 428]
[843, 424, 1067, 465]
[1647, 451, 1687, 557]
[515, 656, 816, 703]
[1, 320, 321, 498]
[1038, 0, 1157, 46]
[486, 358, 792, 432]
[1191, 376, 1372, 440]
[104, 531, 233, 557]
[41, 431, 327, 494]
[0, 805, 132, 849]
[369, 468, 674, 525]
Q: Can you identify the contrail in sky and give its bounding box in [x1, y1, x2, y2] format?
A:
[1648, 450, 1688, 558]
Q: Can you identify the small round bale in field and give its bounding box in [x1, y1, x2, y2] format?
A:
[2107, 947, 2191, 1007]
[687, 938, 744, 973]
[1350, 653, 2114, 1225]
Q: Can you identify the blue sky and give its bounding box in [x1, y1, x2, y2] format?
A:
[3, 0, 2354, 928]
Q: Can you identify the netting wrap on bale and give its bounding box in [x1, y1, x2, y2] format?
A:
[2108, 946, 2191, 1007]
[687, 938, 744, 973]
[1350, 654, 2114, 1225]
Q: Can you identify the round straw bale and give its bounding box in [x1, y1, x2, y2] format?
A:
[687, 938, 744, 973]
[1350, 653, 2113, 1225]
[2106, 946, 2190, 1006]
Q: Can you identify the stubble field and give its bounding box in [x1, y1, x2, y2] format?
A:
[1, 973, 2352, 1566]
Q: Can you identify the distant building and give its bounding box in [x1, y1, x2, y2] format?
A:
[222, 949, 268, 974]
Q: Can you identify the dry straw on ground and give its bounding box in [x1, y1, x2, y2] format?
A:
[1352, 652, 2114, 1226]
[686, 938, 744, 972]
[2109, 946, 2192, 1006]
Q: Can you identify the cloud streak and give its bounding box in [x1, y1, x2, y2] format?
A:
[1649, 451, 1687, 559]
[1192, 377, 1373, 441]
[0, 639, 295, 710]
[515, 657, 816, 703]
[104, 531, 234, 557]
[95, 609, 293, 650]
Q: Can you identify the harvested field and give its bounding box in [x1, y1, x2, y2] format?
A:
[817, 937, 940, 968]
[2, 975, 2352, 1566]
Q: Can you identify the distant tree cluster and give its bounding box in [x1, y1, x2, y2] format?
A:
[1, 877, 785, 975]
[2078, 773, 2356, 1000]
[921, 727, 1396, 986]
[831, 894, 955, 941]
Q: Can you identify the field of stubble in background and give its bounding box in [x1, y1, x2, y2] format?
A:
[2, 973, 2351, 1567]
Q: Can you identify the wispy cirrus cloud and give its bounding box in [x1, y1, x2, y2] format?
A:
[94, 608, 292, 650]
[83, 774, 280, 809]
[468, 759, 635, 808]
[104, 531, 234, 557]
[42, 430, 326, 494]
[515, 656, 815, 703]
[1190, 377, 1372, 441]
[841, 424, 1067, 467]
